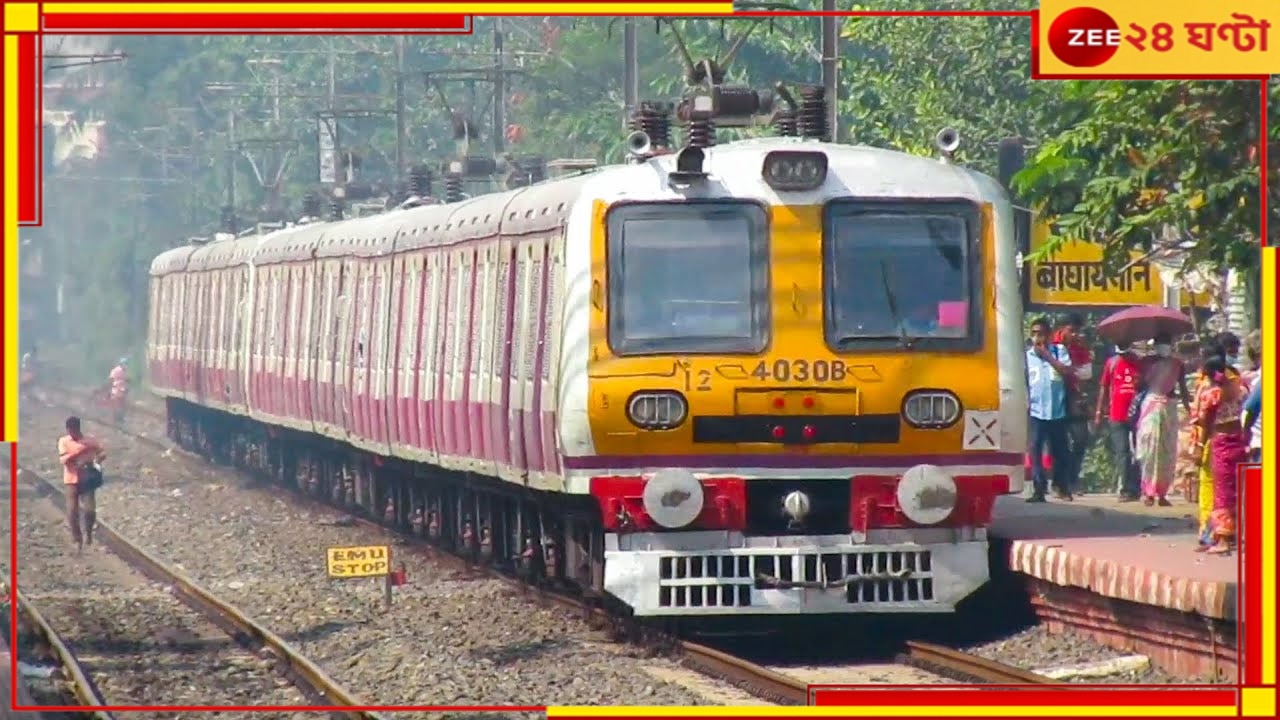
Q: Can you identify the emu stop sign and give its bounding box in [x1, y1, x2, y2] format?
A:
[326, 544, 395, 607]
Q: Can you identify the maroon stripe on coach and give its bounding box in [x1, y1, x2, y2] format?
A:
[561, 452, 1025, 470]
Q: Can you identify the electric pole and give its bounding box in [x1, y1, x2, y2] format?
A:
[395, 35, 407, 188]
[623, 17, 638, 129]
[493, 19, 506, 157]
[821, 0, 839, 142]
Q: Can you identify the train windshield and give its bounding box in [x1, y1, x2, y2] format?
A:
[824, 201, 978, 350]
[607, 202, 769, 355]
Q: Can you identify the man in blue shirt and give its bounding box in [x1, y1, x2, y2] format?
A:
[1244, 378, 1261, 464]
[1026, 317, 1076, 503]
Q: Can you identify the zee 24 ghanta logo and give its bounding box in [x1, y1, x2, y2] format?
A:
[1047, 6, 1271, 68]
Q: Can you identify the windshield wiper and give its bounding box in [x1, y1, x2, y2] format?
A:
[879, 259, 913, 348]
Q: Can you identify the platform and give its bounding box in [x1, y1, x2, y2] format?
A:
[990, 494, 1238, 681]
[991, 494, 1237, 619]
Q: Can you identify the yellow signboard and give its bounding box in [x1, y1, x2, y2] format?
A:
[1026, 222, 1213, 309]
[326, 545, 391, 578]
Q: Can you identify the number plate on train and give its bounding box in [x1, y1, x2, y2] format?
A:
[750, 359, 850, 383]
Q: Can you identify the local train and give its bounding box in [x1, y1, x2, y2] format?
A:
[147, 120, 1028, 618]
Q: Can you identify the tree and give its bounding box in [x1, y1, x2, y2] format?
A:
[1013, 80, 1263, 273]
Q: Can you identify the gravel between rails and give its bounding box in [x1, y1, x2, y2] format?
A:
[0, 460, 314, 718]
[18, 407, 734, 710]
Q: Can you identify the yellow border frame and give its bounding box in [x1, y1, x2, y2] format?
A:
[4, 4, 1273, 718]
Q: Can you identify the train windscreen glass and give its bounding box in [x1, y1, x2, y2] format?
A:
[607, 202, 769, 355]
[824, 202, 977, 350]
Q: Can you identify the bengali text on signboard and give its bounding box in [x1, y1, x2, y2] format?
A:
[1026, 223, 1213, 309]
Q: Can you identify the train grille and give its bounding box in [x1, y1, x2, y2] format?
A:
[655, 549, 934, 609]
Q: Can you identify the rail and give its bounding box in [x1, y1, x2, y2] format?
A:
[14, 462, 391, 720]
[10, 586, 116, 719]
[904, 640, 1054, 684]
[32, 391, 1056, 704]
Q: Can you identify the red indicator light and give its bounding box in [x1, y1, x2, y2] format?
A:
[771, 425, 786, 440]
[773, 397, 786, 409]
[803, 396, 815, 409]
[802, 424, 817, 440]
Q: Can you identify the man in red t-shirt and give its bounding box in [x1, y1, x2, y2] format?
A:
[1094, 344, 1143, 501]
[1054, 315, 1093, 493]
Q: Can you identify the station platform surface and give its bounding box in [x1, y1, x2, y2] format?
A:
[990, 493, 1238, 621]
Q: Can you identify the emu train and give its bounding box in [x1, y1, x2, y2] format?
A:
[147, 123, 1028, 618]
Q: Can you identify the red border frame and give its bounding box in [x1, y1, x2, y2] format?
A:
[3, 3, 1268, 715]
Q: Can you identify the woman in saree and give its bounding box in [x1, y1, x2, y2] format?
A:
[1135, 333, 1190, 506]
[1193, 358, 1248, 554]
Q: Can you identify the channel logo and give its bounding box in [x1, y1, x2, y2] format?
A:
[1046, 6, 1122, 68]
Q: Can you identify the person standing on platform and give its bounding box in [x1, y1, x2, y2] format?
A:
[1185, 342, 1235, 534]
[1192, 358, 1246, 555]
[1242, 332, 1262, 464]
[1025, 317, 1075, 503]
[1095, 343, 1143, 502]
[1054, 314, 1093, 494]
[1134, 333, 1189, 507]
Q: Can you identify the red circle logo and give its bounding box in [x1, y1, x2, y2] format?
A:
[1047, 7, 1121, 68]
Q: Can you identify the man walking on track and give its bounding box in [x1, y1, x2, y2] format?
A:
[58, 416, 106, 553]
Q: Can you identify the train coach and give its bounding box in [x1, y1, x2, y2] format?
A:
[147, 127, 1028, 618]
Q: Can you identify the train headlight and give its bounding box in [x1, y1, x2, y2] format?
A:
[627, 390, 688, 431]
[643, 469, 705, 529]
[762, 151, 828, 191]
[897, 464, 958, 526]
[901, 390, 962, 429]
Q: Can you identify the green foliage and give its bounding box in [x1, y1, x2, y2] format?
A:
[32, 9, 1262, 389]
[1013, 81, 1262, 274]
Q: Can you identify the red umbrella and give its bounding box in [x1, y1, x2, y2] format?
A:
[1095, 305, 1194, 345]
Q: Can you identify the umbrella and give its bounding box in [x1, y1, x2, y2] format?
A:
[1095, 305, 1194, 345]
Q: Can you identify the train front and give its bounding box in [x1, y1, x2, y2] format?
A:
[560, 137, 1027, 617]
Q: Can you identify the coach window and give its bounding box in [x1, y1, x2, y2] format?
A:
[606, 201, 768, 355]
[823, 199, 981, 352]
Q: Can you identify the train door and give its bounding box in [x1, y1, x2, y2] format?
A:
[506, 243, 532, 479]
[540, 234, 567, 477]
[370, 255, 394, 450]
[471, 242, 497, 475]
[417, 250, 441, 461]
[435, 249, 459, 461]
[336, 258, 364, 438]
[321, 258, 348, 438]
[230, 267, 251, 411]
[294, 256, 317, 427]
[389, 252, 414, 453]
[490, 236, 517, 479]
[521, 241, 550, 474]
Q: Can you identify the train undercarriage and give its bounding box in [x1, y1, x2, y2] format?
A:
[165, 397, 610, 602]
[164, 397, 994, 624]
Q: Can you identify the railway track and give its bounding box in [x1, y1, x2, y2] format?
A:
[7, 584, 115, 719]
[7, 451, 388, 719]
[33, 391, 1055, 705]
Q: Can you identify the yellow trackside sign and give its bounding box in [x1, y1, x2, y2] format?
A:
[326, 545, 391, 578]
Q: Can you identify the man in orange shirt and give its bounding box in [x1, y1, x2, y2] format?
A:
[57, 416, 105, 551]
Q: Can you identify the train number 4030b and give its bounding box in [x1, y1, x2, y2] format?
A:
[751, 359, 849, 383]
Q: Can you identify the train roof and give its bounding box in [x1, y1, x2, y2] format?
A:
[153, 138, 1004, 274]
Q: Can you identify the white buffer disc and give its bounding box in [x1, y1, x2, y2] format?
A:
[642, 469, 706, 529]
[897, 464, 958, 526]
